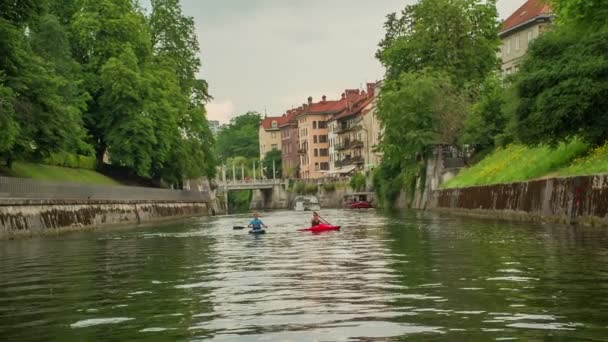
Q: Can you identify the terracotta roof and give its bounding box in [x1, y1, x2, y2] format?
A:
[330, 95, 372, 121]
[500, 0, 553, 35]
[260, 117, 282, 130]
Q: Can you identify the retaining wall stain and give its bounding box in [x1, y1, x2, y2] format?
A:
[0, 200, 209, 237]
[432, 175, 608, 226]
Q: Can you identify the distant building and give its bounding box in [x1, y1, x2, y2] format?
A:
[328, 83, 378, 175]
[297, 95, 346, 179]
[259, 116, 282, 159]
[499, 0, 554, 76]
[273, 83, 382, 179]
[279, 109, 302, 178]
[208, 120, 221, 135]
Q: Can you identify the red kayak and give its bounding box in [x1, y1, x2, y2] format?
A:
[348, 201, 373, 209]
[298, 224, 341, 233]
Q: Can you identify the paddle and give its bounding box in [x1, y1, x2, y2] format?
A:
[313, 211, 331, 225]
[233, 226, 246, 230]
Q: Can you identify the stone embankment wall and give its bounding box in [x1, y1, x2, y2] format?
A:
[0, 199, 209, 239]
[430, 175, 608, 226]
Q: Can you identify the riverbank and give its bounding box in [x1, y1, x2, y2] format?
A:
[430, 174, 608, 226]
[0, 199, 214, 240]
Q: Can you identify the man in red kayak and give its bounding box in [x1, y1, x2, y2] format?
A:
[311, 212, 322, 226]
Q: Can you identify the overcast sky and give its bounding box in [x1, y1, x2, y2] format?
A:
[151, 0, 528, 123]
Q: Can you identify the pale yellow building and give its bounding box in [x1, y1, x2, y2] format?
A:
[259, 117, 281, 159]
[499, 0, 553, 76]
[360, 94, 383, 171]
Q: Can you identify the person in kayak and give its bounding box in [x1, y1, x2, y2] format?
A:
[248, 212, 267, 231]
[311, 212, 322, 226]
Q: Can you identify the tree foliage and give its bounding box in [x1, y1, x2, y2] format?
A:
[549, 0, 608, 32]
[461, 75, 510, 150]
[378, 71, 470, 166]
[261, 149, 281, 179]
[0, 0, 216, 184]
[373, 0, 499, 207]
[377, 0, 500, 85]
[215, 112, 262, 161]
[513, 30, 608, 146]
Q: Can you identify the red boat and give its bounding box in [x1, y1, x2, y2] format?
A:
[298, 224, 341, 233]
[348, 201, 373, 209]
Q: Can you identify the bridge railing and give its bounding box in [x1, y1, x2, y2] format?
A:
[218, 178, 283, 187]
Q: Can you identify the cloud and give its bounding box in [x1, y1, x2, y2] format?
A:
[206, 100, 235, 124]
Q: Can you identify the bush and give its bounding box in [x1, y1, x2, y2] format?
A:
[323, 182, 336, 192]
[293, 181, 306, 194]
[43, 152, 96, 170]
[350, 172, 366, 191]
[304, 184, 318, 195]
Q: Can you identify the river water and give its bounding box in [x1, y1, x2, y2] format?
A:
[1, 210, 608, 341]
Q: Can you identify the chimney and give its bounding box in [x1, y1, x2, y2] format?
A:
[341, 93, 345, 99]
[308, 96, 313, 105]
[322, 95, 326, 102]
[366, 82, 375, 97]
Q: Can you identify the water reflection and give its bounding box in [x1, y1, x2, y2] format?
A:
[0, 210, 607, 340]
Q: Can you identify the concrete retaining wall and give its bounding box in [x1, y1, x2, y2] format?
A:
[430, 175, 608, 226]
[0, 199, 209, 238]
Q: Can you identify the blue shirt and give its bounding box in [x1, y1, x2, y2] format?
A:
[249, 218, 264, 230]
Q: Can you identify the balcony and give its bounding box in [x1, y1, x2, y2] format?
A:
[335, 118, 362, 134]
[349, 140, 364, 149]
[298, 148, 307, 155]
[335, 140, 363, 151]
[335, 156, 364, 167]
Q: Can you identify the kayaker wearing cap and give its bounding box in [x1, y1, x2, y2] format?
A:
[311, 212, 322, 226]
[248, 212, 267, 231]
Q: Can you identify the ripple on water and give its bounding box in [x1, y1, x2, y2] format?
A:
[70, 317, 134, 328]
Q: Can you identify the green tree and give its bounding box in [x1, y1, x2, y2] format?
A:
[461, 75, 509, 150]
[0, 1, 90, 166]
[550, 0, 608, 31]
[215, 112, 262, 161]
[513, 30, 608, 146]
[261, 149, 281, 179]
[72, 0, 152, 164]
[377, 0, 500, 85]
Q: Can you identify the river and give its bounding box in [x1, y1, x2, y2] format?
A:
[1, 210, 607, 341]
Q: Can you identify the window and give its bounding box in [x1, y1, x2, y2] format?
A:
[515, 35, 520, 50]
[320, 148, 329, 157]
[271, 132, 276, 139]
[319, 135, 328, 143]
[528, 31, 533, 43]
[506, 39, 511, 55]
[271, 144, 278, 150]
[320, 162, 330, 170]
[314, 148, 318, 157]
[315, 162, 320, 171]
[318, 121, 327, 129]
[314, 135, 318, 143]
[271, 120, 277, 128]
[313, 121, 317, 129]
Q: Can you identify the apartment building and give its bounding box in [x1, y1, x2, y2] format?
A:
[279, 109, 301, 178]
[328, 88, 371, 175]
[499, 0, 553, 75]
[259, 116, 282, 159]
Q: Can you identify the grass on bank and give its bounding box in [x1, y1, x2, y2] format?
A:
[0, 162, 121, 185]
[558, 143, 608, 177]
[442, 140, 589, 189]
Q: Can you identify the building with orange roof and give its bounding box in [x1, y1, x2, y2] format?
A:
[296, 95, 346, 179]
[499, 0, 554, 75]
[259, 116, 282, 159]
[279, 108, 301, 178]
